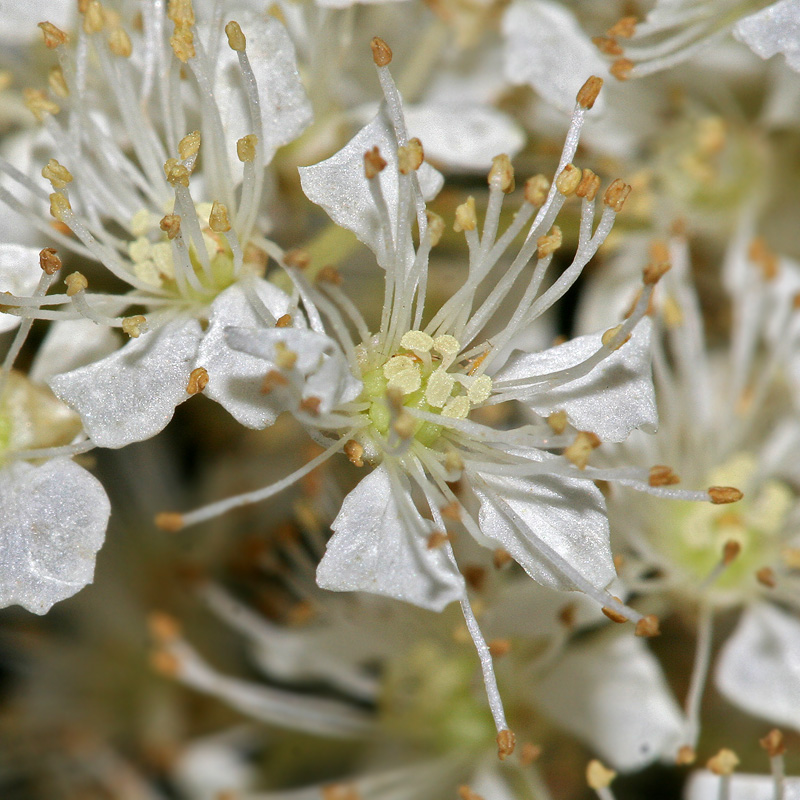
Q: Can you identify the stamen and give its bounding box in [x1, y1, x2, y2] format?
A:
[587, 760, 617, 800]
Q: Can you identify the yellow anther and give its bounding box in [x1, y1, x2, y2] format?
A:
[48, 66, 69, 98]
[607, 16, 637, 38]
[707, 749, 739, 777]
[39, 247, 62, 275]
[603, 179, 631, 212]
[23, 89, 60, 121]
[49, 192, 72, 221]
[160, 214, 181, 239]
[65, 272, 88, 296]
[186, 366, 209, 394]
[274, 341, 297, 370]
[38, 21, 69, 48]
[576, 76, 603, 109]
[370, 37, 392, 66]
[635, 614, 661, 638]
[170, 26, 195, 62]
[556, 163, 581, 196]
[383, 355, 422, 395]
[547, 410, 567, 434]
[601, 324, 630, 350]
[564, 430, 601, 469]
[398, 138, 424, 174]
[648, 465, 680, 487]
[610, 58, 634, 81]
[237, 134, 258, 163]
[426, 210, 445, 246]
[425, 370, 456, 408]
[225, 20, 246, 51]
[442, 395, 470, 419]
[496, 729, 516, 760]
[364, 146, 387, 179]
[401, 330, 434, 352]
[586, 760, 616, 790]
[122, 315, 147, 338]
[168, 0, 195, 27]
[108, 26, 132, 56]
[82, 1, 105, 34]
[209, 201, 231, 233]
[537, 226, 562, 259]
[760, 729, 786, 758]
[454, 196, 477, 232]
[178, 130, 201, 161]
[42, 159, 73, 189]
[344, 439, 364, 468]
[489, 154, 515, 194]
[708, 486, 744, 505]
[445, 449, 464, 474]
[467, 375, 492, 404]
[524, 175, 550, 206]
[433, 334, 460, 358]
[576, 169, 601, 201]
[164, 158, 190, 187]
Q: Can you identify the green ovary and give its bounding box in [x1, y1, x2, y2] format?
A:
[660, 453, 791, 600]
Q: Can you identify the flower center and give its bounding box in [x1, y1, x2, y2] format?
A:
[660, 453, 791, 603]
[358, 330, 492, 450]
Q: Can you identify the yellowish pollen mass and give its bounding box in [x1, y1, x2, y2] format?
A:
[425, 369, 456, 407]
[38, 21, 70, 48]
[556, 163, 581, 196]
[209, 201, 231, 232]
[42, 159, 73, 190]
[587, 760, 616, 789]
[398, 138, 424, 174]
[65, 272, 88, 296]
[122, 315, 147, 338]
[454, 196, 477, 232]
[108, 26, 132, 57]
[489, 154, 515, 194]
[49, 192, 72, 221]
[24, 89, 60, 121]
[225, 20, 246, 51]
[467, 375, 492, 403]
[237, 134, 258, 162]
[433, 334, 459, 359]
[524, 174, 550, 206]
[400, 330, 434, 352]
[48, 66, 69, 98]
[178, 130, 201, 161]
[383, 355, 422, 394]
[442, 395, 470, 419]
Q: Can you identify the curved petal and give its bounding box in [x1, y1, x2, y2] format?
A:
[49, 318, 203, 448]
[715, 602, 800, 731]
[493, 318, 657, 442]
[0, 458, 109, 614]
[733, 0, 800, 72]
[29, 319, 120, 383]
[316, 466, 466, 611]
[531, 633, 686, 771]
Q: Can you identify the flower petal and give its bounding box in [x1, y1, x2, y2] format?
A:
[199, 281, 293, 429]
[49, 318, 203, 449]
[0, 244, 46, 334]
[29, 319, 120, 383]
[0, 458, 109, 614]
[493, 318, 657, 442]
[472, 464, 616, 592]
[502, 0, 606, 114]
[733, 0, 800, 72]
[316, 465, 466, 611]
[686, 771, 800, 800]
[531, 633, 686, 771]
[715, 602, 800, 730]
[299, 106, 443, 269]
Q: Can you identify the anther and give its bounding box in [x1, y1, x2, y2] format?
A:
[401, 330, 434, 352]
[237, 134, 258, 163]
[38, 21, 69, 48]
[643, 259, 671, 285]
[209, 201, 231, 232]
[601, 598, 627, 624]
[458, 787, 484, 800]
[497, 728, 516, 760]
[148, 610, 181, 643]
[344, 439, 365, 467]
[48, 66, 69, 98]
[42, 158, 73, 190]
[186, 367, 209, 394]
[284, 249, 311, 270]
[370, 37, 393, 67]
[426, 211, 445, 245]
[676, 746, 696, 765]
[82, 1, 105, 34]
[556, 163, 581, 196]
[635, 614, 660, 638]
[441, 501, 461, 521]
[225, 20, 246, 51]
[392, 411, 416, 439]
[607, 16, 637, 38]
[260, 370, 288, 394]
[493, 548, 512, 569]
[537, 226, 562, 259]
[707, 749, 739, 776]
[316, 265, 343, 285]
[760, 729, 786, 758]
[427, 531, 452, 549]
[160, 214, 181, 239]
[489, 639, 511, 658]
[65, 272, 88, 296]
[489, 154, 515, 193]
[722, 540, 741, 566]
[576, 76, 604, 109]
[398, 138, 424, 174]
[756, 566, 777, 588]
[520, 743, 542, 765]
[454, 197, 477, 232]
[592, 36, 623, 56]
[548, 410, 568, 434]
[610, 58, 634, 81]
[748, 237, 779, 281]
[178, 130, 201, 161]
[576, 169, 601, 201]
[38, 247, 62, 275]
[108, 26, 132, 57]
[564, 430, 601, 469]
[168, 0, 195, 27]
[274, 342, 297, 370]
[24, 89, 60, 121]
[708, 486, 744, 505]
[275, 314, 292, 328]
[587, 760, 616, 790]
[603, 179, 631, 212]
[299, 397, 322, 416]
[649, 465, 680, 487]
[524, 174, 550, 206]
[155, 512, 185, 532]
[170, 26, 195, 62]
[164, 159, 190, 187]
[322, 785, 361, 800]
[122, 315, 147, 338]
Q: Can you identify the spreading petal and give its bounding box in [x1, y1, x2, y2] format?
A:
[733, 0, 800, 72]
[472, 463, 616, 592]
[0, 458, 109, 614]
[29, 319, 120, 383]
[531, 633, 686, 771]
[715, 602, 800, 730]
[493, 319, 657, 442]
[316, 465, 466, 611]
[49, 318, 203, 448]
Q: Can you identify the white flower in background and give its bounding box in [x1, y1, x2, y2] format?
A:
[0, 247, 109, 614]
[156, 38, 744, 751]
[577, 225, 800, 756]
[0, 0, 312, 449]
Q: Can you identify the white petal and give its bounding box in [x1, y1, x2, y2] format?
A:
[686, 771, 800, 800]
[214, 14, 312, 168]
[715, 602, 800, 730]
[299, 107, 443, 269]
[0, 0, 73, 42]
[0, 244, 46, 334]
[733, 0, 800, 72]
[0, 458, 109, 614]
[502, 0, 606, 114]
[225, 326, 362, 414]
[198, 281, 293, 429]
[531, 633, 686, 771]
[29, 319, 120, 383]
[49, 318, 203, 448]
[405, 104, 525, 172]
[493, 318, 657, 442]
[316, 466, 466, 612]
[473, 464, 616, 592]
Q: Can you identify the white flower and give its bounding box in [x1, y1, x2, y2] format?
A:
[163, 41, 680, 747]
[0, 0, 313, 448]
